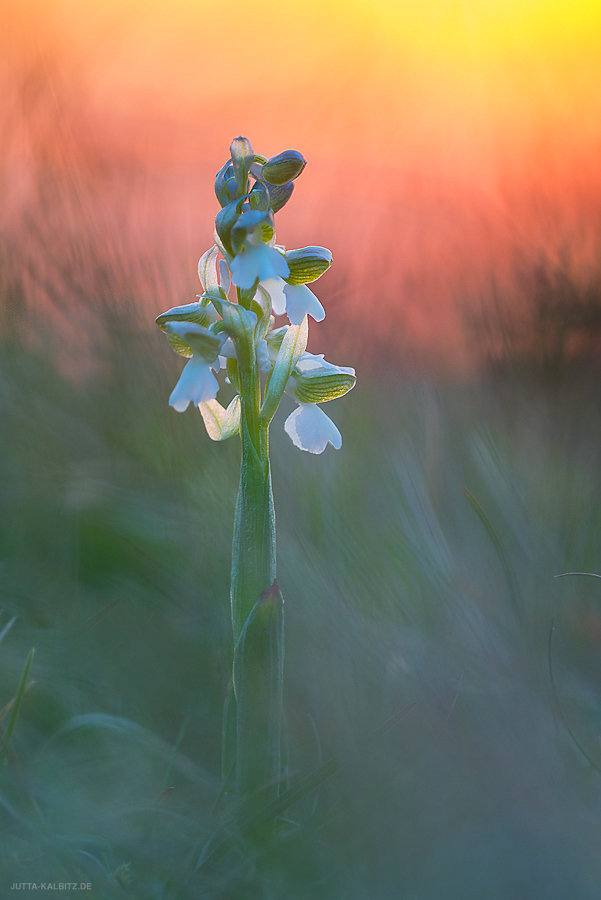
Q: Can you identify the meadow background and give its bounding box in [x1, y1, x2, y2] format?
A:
[2, 0, 601, 896]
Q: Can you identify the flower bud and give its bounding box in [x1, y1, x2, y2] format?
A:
[262, 150, 306, 185]
[266, 181, 294, 213]
[285, 246, 333, 285]
[249, 181, 271, 212]
[215, 199, 242, 257]
[230, 136, 254, 197]
[215, 162, 236, 207]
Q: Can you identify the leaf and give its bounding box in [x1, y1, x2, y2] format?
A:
[260, 317, 309, 425]
[2, 648, 34, 764]
[215, 300, 257, 356]
[198, 245, 219, 292]
[199, 395, 241, 441]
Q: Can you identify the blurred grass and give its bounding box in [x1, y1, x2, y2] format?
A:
[2, 308, 601, 897]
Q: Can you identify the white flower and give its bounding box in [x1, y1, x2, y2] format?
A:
[284, 284, 325, 324]
[262, 279, 325, 325]
[230, 228, 289, 290]
[284, 403, 342, 454]
[164, 320, 224, 412]
[169, 356, 220, 412]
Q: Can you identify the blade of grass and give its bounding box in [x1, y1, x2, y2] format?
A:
[1, 647, 34, 764]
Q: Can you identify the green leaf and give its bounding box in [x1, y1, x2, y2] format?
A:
[199, 395, 241, 441]
[227, 357, 241, 393]
[198, 245, 220, 292]
[260, 318, 308, 425]
[212, 298, 257, 347]
[2, 648, 34, 764]
[233, 581, 284, 797]
[253, 286, 273, 344]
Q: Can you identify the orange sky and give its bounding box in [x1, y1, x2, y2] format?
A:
[3, 0, 601, 370]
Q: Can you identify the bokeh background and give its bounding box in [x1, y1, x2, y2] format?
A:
[2, 1, 601, 896]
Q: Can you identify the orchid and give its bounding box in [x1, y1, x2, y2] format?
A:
[262, 278, 325, 325]
[168, 354, 220, 411]
[155, 137, 356, 806]
[229, 210, 289, 290]
[283, 352, 355, 452]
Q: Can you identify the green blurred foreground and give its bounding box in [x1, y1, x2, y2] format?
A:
[2, 326, 601, 898]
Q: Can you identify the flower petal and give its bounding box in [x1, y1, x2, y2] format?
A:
[284, 284, 325, 325]
[284, 403, 342, 454]
[169, 357, 219, 412]
[230, 245, 289, 290]
[261, 277, 288, 316]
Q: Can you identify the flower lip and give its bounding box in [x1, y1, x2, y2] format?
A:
[284, 284, 325, 325]
[230, 244, 289, 291]
[169, 356, 219, 412]
[284, 403, 342, 454]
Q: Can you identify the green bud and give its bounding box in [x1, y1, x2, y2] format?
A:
[262, 150, 306, 185]
[215, 161, 235, 207]
[266, 181, 294, 213]
[230, 136, 254, 197]
[215, 198, 243, 257]
[249, 181, 270, 212]
[285, 246, 333, 284]
[291, 369, 356, 404]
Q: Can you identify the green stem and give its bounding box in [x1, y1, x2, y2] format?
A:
[230, 354, 275, 642]
[227, 321, 284, 799]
